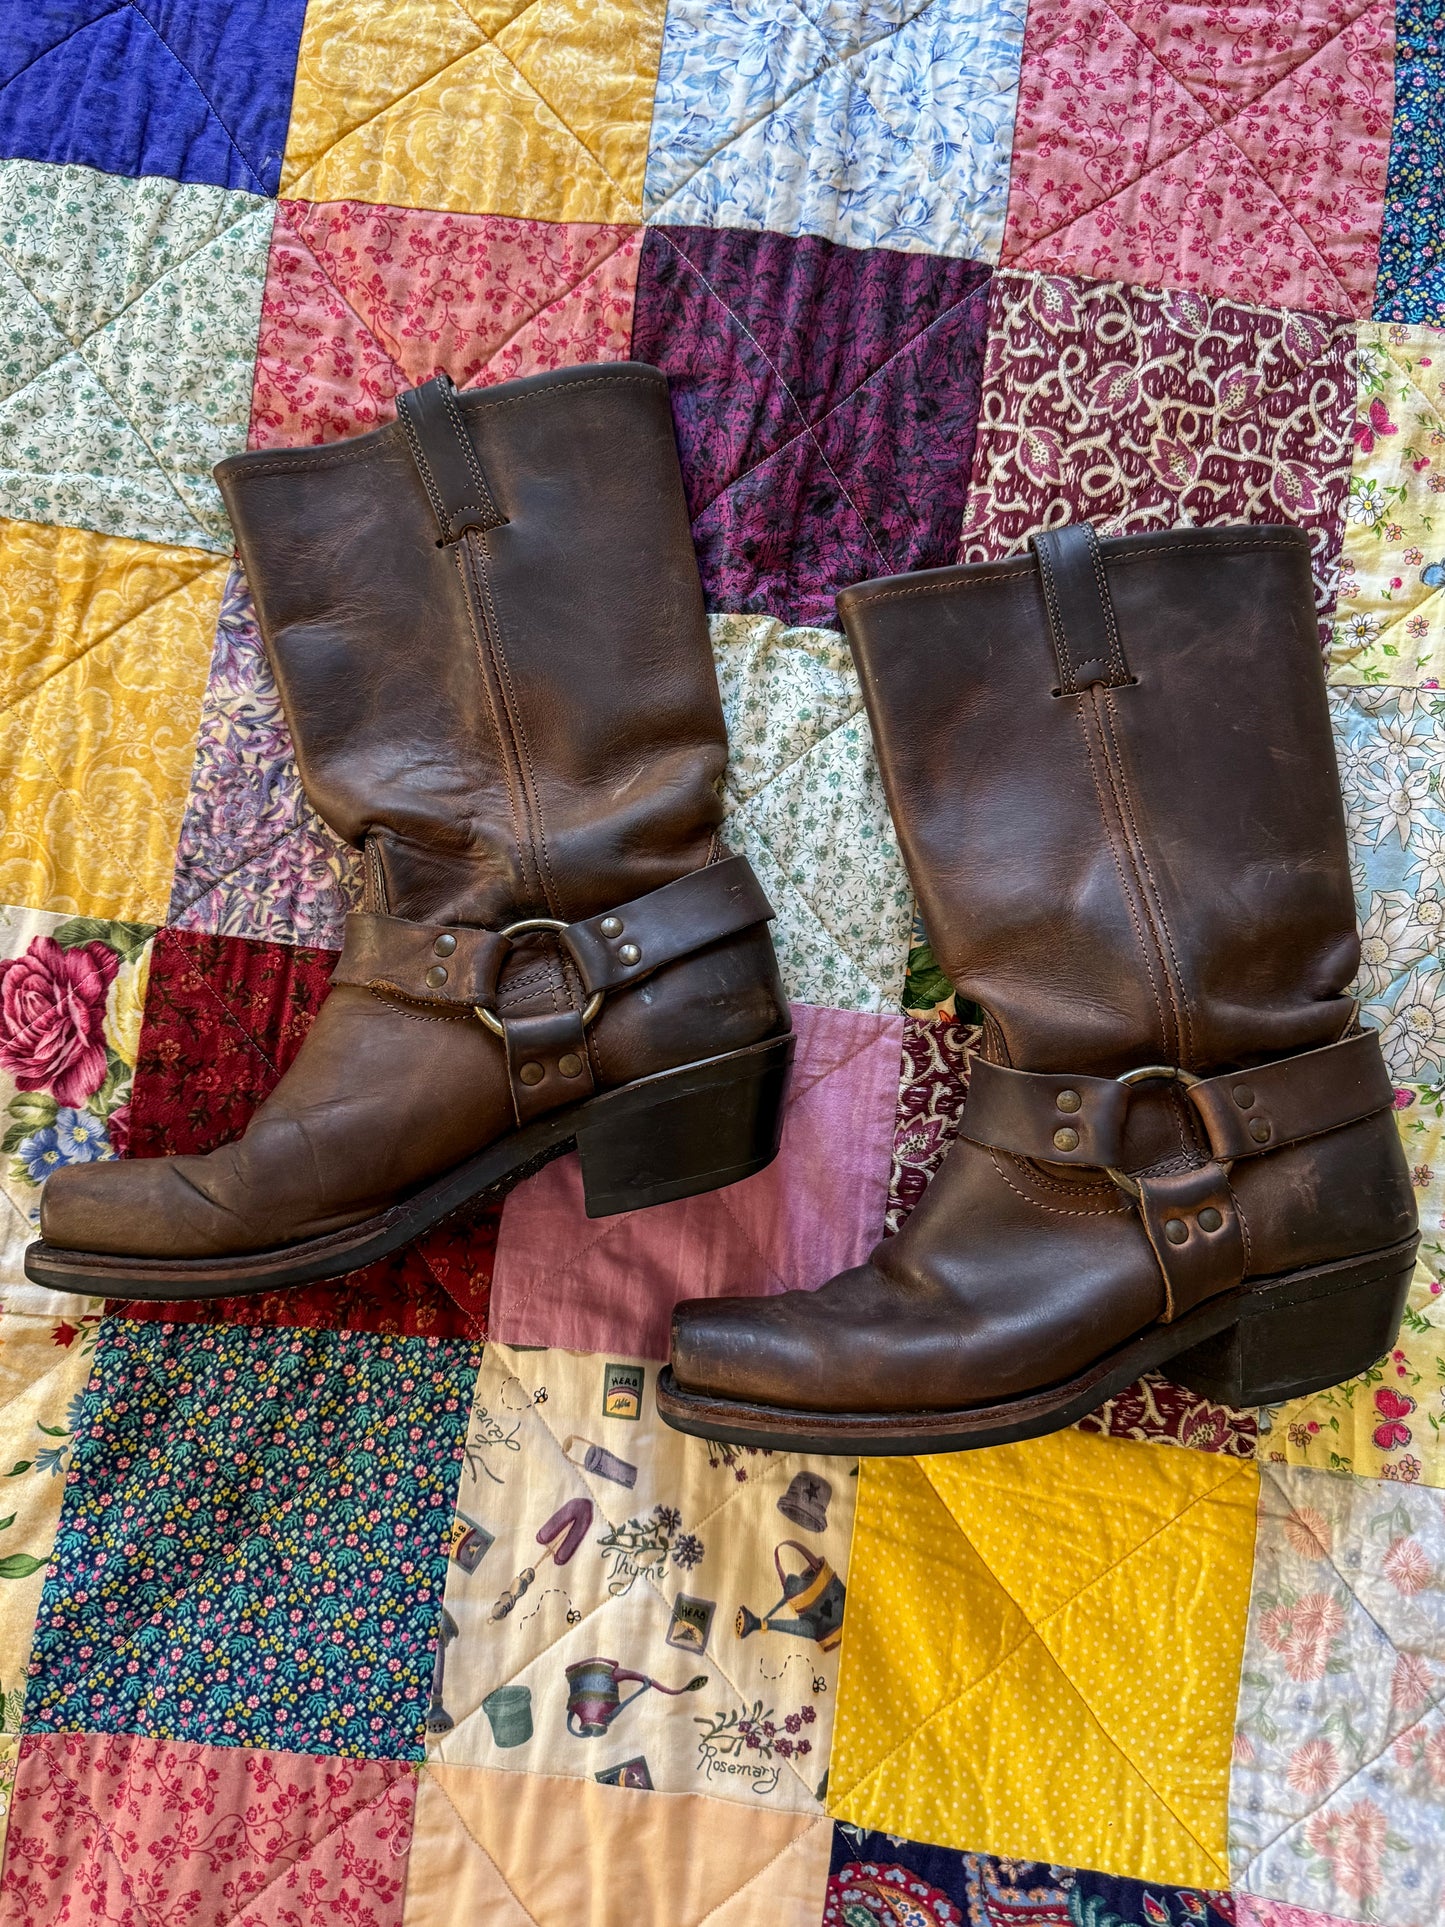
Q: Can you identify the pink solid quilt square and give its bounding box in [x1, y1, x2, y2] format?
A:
[488, 1003, 904, 1359]
[248, 199, 641, 449]
[1001, 0, 1394, 317]
[0, 1733, 414, 1926]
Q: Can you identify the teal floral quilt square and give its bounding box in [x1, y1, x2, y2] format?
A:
[23, 1319, 481, 1761]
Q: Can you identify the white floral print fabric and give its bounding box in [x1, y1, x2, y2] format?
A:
[643, 0, 1027, 261]
[0, 160, 271, 553]
[712, 613, 912, 1013]
[1333, 688, 1445, 1087]
[427, 1343, 853, 1813]
[1231, 1463, 1445, 1927]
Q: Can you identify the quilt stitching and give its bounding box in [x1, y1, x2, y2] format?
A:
[425, 1770, 545, 1925]
[120, 1, 271, 195]
[730, 806, 897, 994]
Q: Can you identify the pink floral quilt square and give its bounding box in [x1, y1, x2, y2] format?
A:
[248, 199, 642, 449]
[0, 1732, 413, 1927]
[488, 1003, 903, 1359]
[961, 270, 1356, 640]
[1001, 0, 1395, 317]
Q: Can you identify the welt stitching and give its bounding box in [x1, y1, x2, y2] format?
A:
[1075, 701, 1173, 1050]
[1100, 685, 1195, 1066]
[454, 542, 536, 905]
[442, 382, 502, 525]
[395, 397, 448, 530]
[1235, 1183, 1252, 1273]
[990, 1149, 1130, 1217]
[847, 540, 1309, 609]
[1033, 537, 1075, 691]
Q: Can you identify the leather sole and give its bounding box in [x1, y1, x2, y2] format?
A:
[24, 1031, 795, 1300]
[654, 1232, 1420, 1456]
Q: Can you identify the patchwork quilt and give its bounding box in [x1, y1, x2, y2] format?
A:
[0, 2, 1441, 1922]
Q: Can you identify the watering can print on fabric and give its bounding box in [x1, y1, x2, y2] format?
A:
[564, 1657, 708, 1737]
[735, 1540, 845, 1651]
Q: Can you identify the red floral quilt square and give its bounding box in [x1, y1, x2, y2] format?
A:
[960, 270, 1356, 640]
[0, 1732, 413, 1926]
[249, 199, 641, 449]
[117, 928, 494, 1336]
[1000, 0, 1395, 317]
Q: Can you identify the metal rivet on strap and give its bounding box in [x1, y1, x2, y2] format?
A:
[425, 964, 449, 989]
[600, 916, 623, 938]
[1233, 1085, 1255, 1108]
[1052, 1127, 1080, 1152]
[1249, 1117, 1272, 1144]
[618, 942, 641, 966]
[518, 1062, 545, 1087]
[1164, 1218, 1189, 1245]
[433, 933, 457, 957]
[557, 1052, 583, 1078]
[1056, 1089, 1082, 1113]
[1198, 1206, 1223, 1232]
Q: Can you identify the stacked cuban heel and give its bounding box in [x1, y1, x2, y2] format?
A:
[658, 523, 1418, 1454]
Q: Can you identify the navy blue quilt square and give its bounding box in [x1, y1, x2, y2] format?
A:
[0, 2, 309, 195]
[24, 1319, 481, 1762]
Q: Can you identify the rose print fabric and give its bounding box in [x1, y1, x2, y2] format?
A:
[1373, 2, 1445, 328]
[426, 1344, 853, 1813]
[1230, 1465, 1445, 1926]
[25, 1319, 480, 1760]
[632, 225, 990, 628]
[961, 270, 1357, 639]
[1000, 0, 1394, 317]
[643, 0, 1027, 262]
[249, 200, 641, 449]
[1330, 322, 1445, 686]
[0, 1732, 414, 1927]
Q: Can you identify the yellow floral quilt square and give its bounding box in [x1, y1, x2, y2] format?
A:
[1329, 319, 1445, 687]
[282, 0, 668, 222]
[0, 518, 225, 925]
[828, 1428, 1259, 1891]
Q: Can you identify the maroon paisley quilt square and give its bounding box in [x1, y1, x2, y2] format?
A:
[631, 225, 991, 628]
[959, 269, 1356, 641]
[117, 928, 493, 1338]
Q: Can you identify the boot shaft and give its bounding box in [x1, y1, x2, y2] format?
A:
[216, 364, 725, 930]
[839, 525, 1358, 1076]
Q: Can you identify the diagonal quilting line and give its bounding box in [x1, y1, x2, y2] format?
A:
[1012, 0, 1382, 287]
[286, 0, 629, 206]
[269, 204, 410, 392]
[152, 926, 288, 1080]
[1197, 109, 1353, 312]
[472, 231, 638, 376]
[690, 276, 991, 534]
[25, 1745, 173, 1927]
[1383, 339, 1445, 435]
[695, 1818, 832, 1927]
[1233, 1463, 1445, 1876]
[719, 674, 865, 809]
[166, 812, 353, 926]
[1335, 582, 1445, 658]
[643, 0, 945, 220]
[203, 1771, 416, 1927]
[121, 0, 269, 195]
[732, 804, 901, 993]
[0, 9, 128, 100]
[0, 561, 223, 732]
[424, 1766, 545, 1924]
[653, 230, 890, 572]
[835, 1458, 1251, 1814]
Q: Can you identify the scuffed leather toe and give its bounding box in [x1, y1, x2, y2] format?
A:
[39, 1156, 250, 1260]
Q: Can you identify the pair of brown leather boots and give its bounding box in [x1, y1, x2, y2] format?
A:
[30, 364, 1418, 1457]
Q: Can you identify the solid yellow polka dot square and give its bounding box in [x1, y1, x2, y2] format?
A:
[828, 1428, 1260, 1890]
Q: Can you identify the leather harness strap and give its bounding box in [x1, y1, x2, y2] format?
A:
[395, 373, 507, 544]
[331, 854, 776, 1125]
[962, 1028, 1394, 1321]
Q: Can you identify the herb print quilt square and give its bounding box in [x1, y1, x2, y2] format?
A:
[24, 1320, 480, 1760]
[960, 271, 1357, 642]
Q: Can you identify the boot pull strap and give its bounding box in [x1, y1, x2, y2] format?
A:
[1030, 523, 1132, 694]
[396, 373, 507, 543]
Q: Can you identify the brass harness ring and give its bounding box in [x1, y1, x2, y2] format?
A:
[1103, 1063, 1206, 1201]
[473, 917, 604, 1039]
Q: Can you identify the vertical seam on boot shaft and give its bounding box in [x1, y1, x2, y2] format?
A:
[453, 539, 541, 908]
[1097, 684, 1196, 1069]
[1075, 694, 1174, 1058]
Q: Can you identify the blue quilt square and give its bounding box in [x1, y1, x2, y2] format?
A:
[0, 2, 309, 195]
[25, 1319, 481, 1761]
[1373, 2, 1444, 327]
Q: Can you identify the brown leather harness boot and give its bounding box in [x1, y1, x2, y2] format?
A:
[28, 364, 793, 1298]
[658, 523, 1418, 1454]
